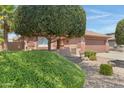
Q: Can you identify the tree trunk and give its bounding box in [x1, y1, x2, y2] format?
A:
[1, 42, 4, 50]
[57, 38, 61, 50]
[48, 38, 51, 51]
[22, 36, 25, 50]
[36, 36, 38, 50]
[3, 20, 8, 51]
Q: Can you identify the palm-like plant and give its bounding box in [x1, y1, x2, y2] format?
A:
[0, 5, 15, 50]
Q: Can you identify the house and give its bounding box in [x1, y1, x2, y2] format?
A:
[59, 31, 110, 56]
[106, 33, 117, 49]
[106, 33, 124, 52]
[84, 31, 110, 52]
[12, 31, 110, 56]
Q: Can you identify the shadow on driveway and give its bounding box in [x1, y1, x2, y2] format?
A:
[111, 60, 124, 68]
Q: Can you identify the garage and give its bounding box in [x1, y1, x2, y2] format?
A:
[84, 31, 110, 52]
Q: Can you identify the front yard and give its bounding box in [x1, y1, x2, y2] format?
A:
[63, 51, 124, 88]
[0, 50, 85, 88]
[0, 50, 124, 88]
[82, 57, 124, 88]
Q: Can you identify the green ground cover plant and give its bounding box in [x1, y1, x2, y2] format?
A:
[0, 50, 85, 88]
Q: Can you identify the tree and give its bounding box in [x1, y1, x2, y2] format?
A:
[15, 6, 86, 50]
[0, 30, 4, 47]
[115, 19, 124, 45]
[0, 5, 15, 50]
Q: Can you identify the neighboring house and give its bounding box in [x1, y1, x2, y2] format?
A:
[13, 31, 110, 56]
[106, 33, 117, 49]
[106, 33, 124, 52]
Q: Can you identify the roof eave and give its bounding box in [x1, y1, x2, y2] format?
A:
[85, 35, 111, 38]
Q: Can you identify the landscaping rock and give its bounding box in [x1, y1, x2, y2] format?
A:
[84, 57, 89, 61]
[64, 55, 124, 88]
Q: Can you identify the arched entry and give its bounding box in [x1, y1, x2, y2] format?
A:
[38, 37, 48, 48]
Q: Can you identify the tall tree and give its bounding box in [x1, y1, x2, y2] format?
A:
[0, 30, 4, 44]
[15, 6, 86, 50]
[115, 19, 124, 45]
[0, 5, 15, 50]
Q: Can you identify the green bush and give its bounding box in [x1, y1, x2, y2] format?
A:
[0, 50, 85, 88]
[84, 50, 96, 60]
[99, 64, 113, 76]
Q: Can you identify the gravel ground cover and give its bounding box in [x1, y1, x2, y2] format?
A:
[64, 54, 124, 88]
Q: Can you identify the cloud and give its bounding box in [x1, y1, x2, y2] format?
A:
[89, 9, 111, 15]
[88, 24, 116, 34]
[95, 15, 124, 26]
[87, 9, 124, 21]
[87, 14, 111, 20]
[86, 7, 124, 34]
[87, 9, 112, 20]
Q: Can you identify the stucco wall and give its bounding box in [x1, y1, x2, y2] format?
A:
[19, 36, 109, 56]
[62, 37, 84, 56]
[62, 36, 109, 56]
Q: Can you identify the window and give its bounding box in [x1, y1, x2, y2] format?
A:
[38, 37, 48, 47]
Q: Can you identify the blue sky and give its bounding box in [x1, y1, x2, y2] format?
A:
[83, 5, 124, 34]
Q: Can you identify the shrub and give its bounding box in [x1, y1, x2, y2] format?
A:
[0, 50, 85, 88]
[99, 64, 113, 76]
[84, 50, 96, 60]
[89, 55, 96, 61]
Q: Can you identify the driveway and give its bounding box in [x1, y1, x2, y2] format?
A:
[97, 51, 124, 60]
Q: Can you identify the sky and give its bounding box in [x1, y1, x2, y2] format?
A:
[83, 5, 124, 34]
[8, 5, 124, 40]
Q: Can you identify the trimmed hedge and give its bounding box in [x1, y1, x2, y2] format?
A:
[99, 64, 113, 76]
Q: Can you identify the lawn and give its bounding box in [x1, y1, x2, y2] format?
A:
[0, 50, 85, 88]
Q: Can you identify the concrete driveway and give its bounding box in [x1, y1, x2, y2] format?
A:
[97, 51, 124, 60]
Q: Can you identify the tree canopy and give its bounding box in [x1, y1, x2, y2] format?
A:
[115, 19, 124, 45]
[0, 5, 15, 31]
[0, 5, 16, 50]
[15, 5, 86, 50]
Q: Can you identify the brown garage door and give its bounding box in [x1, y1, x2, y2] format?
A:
[85, 39, 105, 45]
[85, 39, 106, 52]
